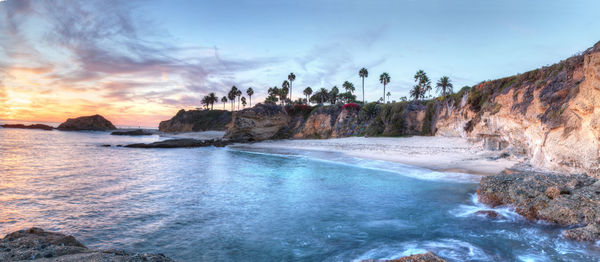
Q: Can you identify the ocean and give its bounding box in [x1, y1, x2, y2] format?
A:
[1, 126, 599, 261]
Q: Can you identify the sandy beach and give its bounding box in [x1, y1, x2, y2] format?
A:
[231, 136, 519, 176]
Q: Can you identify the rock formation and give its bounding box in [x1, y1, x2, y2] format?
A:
[111, 129, 154, 136]
[1, 124, 54, 130]
[57, 115, 116, 131]
[159, 109, 231, 133]
[0, 228, 173, 261]
[225, 103, 291, 141]
[361, 252, 446, 262]
[478, 169, 600, 241]
[125, 138, 231, 148]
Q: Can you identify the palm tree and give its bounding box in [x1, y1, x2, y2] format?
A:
[207, 92, 217, 110]
[359, 68, 368, 104]
[228, 86, 238, 111]
[236, 89, 242, 110]
[414, 70, 431, 100]
[379, 72, 391, 103]
[241, 97, 247, 108]
[281, 80, 290, 106]
[287, 73, 296, 101]
[303, 87, 313, 103]
[201, 96, 209, 109]
[409, 85, 421, 101]
[221, 96, 228, 109]
[329, 86, 339, 104]
[386, 91, 391, 103]
[343, 81, 355, 94]
[246, 87, 254, 107]
[436, 76, 453, 97]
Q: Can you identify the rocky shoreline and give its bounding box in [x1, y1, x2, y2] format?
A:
[478, 169, 600, 241]
[1, 124, 54, 131]
[0, 228, 173, 261]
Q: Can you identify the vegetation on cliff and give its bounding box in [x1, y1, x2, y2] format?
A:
[158, 109, 232, 133]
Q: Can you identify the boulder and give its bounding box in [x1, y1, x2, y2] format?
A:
[57, 115, 116, 131]
[474, 210, 505, 219]
[362, 251, 446, 262]
[0, 228, 174, 261]
[477, 169, 600, 241]
[1, 124, 54, 130]
[225, 103, 290, 141]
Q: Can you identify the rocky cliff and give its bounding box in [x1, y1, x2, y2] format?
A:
[159, 109, 232, 133]
[226, 41, 600, 175]
[435, 41, 600, 176]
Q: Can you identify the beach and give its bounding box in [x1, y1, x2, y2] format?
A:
[231, 136, 519, 176]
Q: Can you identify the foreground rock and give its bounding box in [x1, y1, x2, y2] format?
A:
[159, 109, 232, 133]
[477, 169, 600, 241]
[57, 115, 116, 131]
[125, 138, 232, 148]
[0, 228, 173, 261]
[111, 129, 154, 136]
[1, 124, 54, 130]
[225, 103, 290, 141]
[362, 252, 446, 262]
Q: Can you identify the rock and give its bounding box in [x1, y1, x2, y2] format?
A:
[57, 115, 116, 131]
[111, 129, 154, 136]
[125, 138, 232, 148]
[362, 252, 446, 262]
[0, 228, 174, 262]
[225, 103, 291, 141]
[474, 210, 505, 219]
[477, 169, 600, 241]
[0, 124, 54, 130]
[159, 109, 232, 133]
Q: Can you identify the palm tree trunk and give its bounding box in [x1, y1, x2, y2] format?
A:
[362, 77, 365, 104]
[383, 83, 386, 103]
[249, 96, 252, 107]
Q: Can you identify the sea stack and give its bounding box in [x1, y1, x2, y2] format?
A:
[57, 115, 116, 131]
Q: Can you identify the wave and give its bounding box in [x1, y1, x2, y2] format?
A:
[352, 239, 492, 262]
[451, 193, 523, 222]
[229, 147, 481, 184]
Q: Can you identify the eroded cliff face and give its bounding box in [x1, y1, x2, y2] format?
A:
[435, 41, 600, 175]
[225, 104, 290, 141]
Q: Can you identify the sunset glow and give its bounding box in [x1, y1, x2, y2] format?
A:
[1, 0, 599, 127]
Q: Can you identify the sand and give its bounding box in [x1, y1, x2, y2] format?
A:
[231, 136, 519, 176]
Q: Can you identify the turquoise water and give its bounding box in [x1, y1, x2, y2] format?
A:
[1, 127, 599, 261]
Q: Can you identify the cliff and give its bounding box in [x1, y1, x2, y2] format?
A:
[225, 41, 600, 175]
[159, 109, 232, 133]
[435, 40, 600, 175]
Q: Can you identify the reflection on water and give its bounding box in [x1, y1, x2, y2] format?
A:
[1, 128, 600, 261]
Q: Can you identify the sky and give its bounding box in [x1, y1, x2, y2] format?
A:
[1, 0, 599, 127]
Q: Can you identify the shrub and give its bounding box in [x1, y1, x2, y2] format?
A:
[286, 104, 313, 116]
[342, 103, 360, 111]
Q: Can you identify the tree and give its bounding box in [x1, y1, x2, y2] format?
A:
[379, 72, 391, 103]
[287, 73, 296, 101]
[207, 92, 217, 110]
[339, 92, 356, 103]
[386, 91, 391, 103]
[201, 96, 209, 109]
[310, 88, 329, 104]
[400, 96, 407, 102]
[246, 87, 254, 107]
[280, 81, 289, 106]
[413, 70, 431, 100]
[221, 96, 228, 109]
[409, 85, 421, 101]
[329, 86, 339, 104]
[228, 86, 238, 111]
[241, 97, 247, 108]
[436, 76, 453, 97]
[303, 87, 313, 103]
[343, 81, 355, 94]
[236, 89, 242, 110]
[266, 87, 280, 104]
[359, 68, 368, 104]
